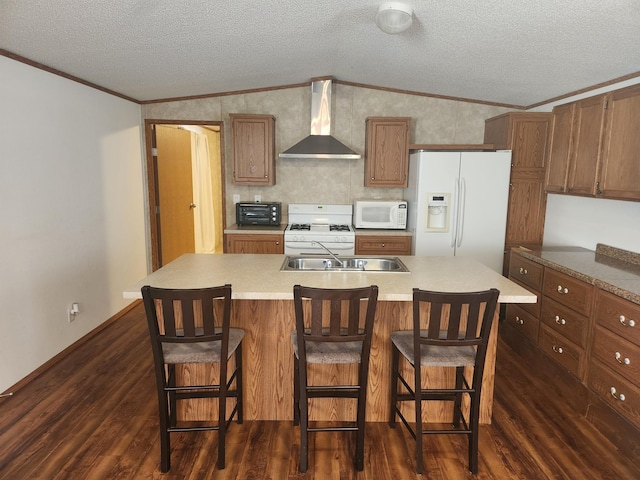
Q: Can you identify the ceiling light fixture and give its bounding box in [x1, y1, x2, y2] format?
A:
[375, 2, 413, 34]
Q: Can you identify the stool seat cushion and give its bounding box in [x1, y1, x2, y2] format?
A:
[291, 331, 363, 364]
[162, 328, 244, 364]
[391, 330, 476, 367]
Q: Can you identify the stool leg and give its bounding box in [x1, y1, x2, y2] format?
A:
[389, 344, 400, 426]
[293, 355, 300, 426]
[414, 363, 424, 475]
[236, 343, 244, 424]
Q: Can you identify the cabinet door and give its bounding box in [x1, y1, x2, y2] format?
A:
[231, 114, 275, 185]
[545, 103, 574, 193]
[225, 234, 283, 253]
[599, 84, 640, 200]
[566, 95, 606, 195]
[365, 117, 410, 187]
[505, 173, 547, 246]
[508, 115, 551, 170]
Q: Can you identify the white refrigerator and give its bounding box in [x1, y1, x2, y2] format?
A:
[405, 150, 512, 273]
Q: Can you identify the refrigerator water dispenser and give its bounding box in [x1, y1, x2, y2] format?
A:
[426, 193, 450, 231]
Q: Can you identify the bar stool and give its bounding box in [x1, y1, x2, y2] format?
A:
[141, 284, 244, 472]
[291, 284, 378, 472]
[389, 288, 499, 474]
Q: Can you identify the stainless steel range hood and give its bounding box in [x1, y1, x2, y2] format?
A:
[279, 78, 361, 159]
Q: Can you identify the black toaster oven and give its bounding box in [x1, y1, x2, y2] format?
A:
[236, 202, 281, 226]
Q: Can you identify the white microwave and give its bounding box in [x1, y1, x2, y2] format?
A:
[354, 200, 408, 229]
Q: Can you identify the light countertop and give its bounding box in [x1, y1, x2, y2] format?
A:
[124, 254, 535, 303]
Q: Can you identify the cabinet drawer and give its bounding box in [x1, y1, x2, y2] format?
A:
[508, 254, 544, 291]
[355, 235, 411, 255]
[588, 359, 640, 429]
[542, 269, 594, 316]
[505, 304, 539, 344]
[540, 296, 590, 348]
[591, 325, 640, 387]
[538, 323, 585, 379]
[596, 290, 640, 347]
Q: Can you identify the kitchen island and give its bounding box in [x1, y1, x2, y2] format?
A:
[124, 254, 535, 423]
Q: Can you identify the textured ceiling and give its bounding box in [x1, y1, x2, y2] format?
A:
[1, 0, 639, 106]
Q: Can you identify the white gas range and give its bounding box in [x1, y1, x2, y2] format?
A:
[284, 204, 355, 255]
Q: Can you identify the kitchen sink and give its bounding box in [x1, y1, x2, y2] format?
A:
[280, 255, 410, 272]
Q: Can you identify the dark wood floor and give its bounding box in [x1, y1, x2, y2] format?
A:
[1, 302, 639, 479]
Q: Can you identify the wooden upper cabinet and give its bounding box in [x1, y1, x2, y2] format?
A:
[566, 94, 606, 196]
[484, 112, 551, 170]
[545, 103, 574, 193]
[364, 117, 410, 187]
[599, 84, 640, 200]
[230, 114, 276, 185]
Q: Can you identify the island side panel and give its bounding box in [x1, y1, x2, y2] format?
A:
[176, 299, 498, 424]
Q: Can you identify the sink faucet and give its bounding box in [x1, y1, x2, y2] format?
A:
[311, 241, 344, 266]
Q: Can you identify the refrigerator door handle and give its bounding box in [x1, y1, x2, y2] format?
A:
[451, 179, 459, 247]
[456, 177, 466, 247]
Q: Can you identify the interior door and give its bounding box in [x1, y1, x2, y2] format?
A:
[156, 125, 195, 265]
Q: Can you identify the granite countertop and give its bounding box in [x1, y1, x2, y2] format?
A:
[514, 244, 640, 305]
[124, 254, 535, 304]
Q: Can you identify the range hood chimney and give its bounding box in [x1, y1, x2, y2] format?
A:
[279, 77, 361, 159]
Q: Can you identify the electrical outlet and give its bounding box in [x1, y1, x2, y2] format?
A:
[68, 302, 79, 323]
[233, 194, 240, 204]
[254, 194, 261, 203]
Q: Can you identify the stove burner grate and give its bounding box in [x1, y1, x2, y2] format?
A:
[289, 223, 311, 231]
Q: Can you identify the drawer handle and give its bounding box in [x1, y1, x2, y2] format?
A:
[554, 315, 566, 325]
[556, 285, 569, 294]
[610, 387, 626, 402]
[552, 345, 564, 354]
[515, 316, 524, 325]
[519, 267, 528, 275]
[619, 315, 636, 328]
[615, 352, 631, 365]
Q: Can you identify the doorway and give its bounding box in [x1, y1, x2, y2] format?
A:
[144, 120, 226, 271]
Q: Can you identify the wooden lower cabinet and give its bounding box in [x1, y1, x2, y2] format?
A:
[588, 290, 640, 430]
[504, 250, 640, 463]
[355, 235, 411, 255]
[225, 233, 283, 254]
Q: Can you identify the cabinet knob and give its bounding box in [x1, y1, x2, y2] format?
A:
[381, 243, 385, 247]
[557, 285, 569, 294]
[515, 316, 524, 325]
[275, 241, 280, 245]
[554, 315, 566, 325]
[189, 203, 197, 209]
[552, 345, 564, 354]
[615, 352, 631, 365]
[519, 267, 528, 275]
[619, 315, 636, 327]
[610, 386, 626, 402]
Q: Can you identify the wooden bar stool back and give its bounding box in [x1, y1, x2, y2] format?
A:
[389, 288, 499, 474]
[141, 284, 244, 472]
[292, 284, 378, 472]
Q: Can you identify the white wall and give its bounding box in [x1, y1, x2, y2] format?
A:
[0, 57, 147, 392]
[529, 78, 640, 252]
[544, 194, 640, 251]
